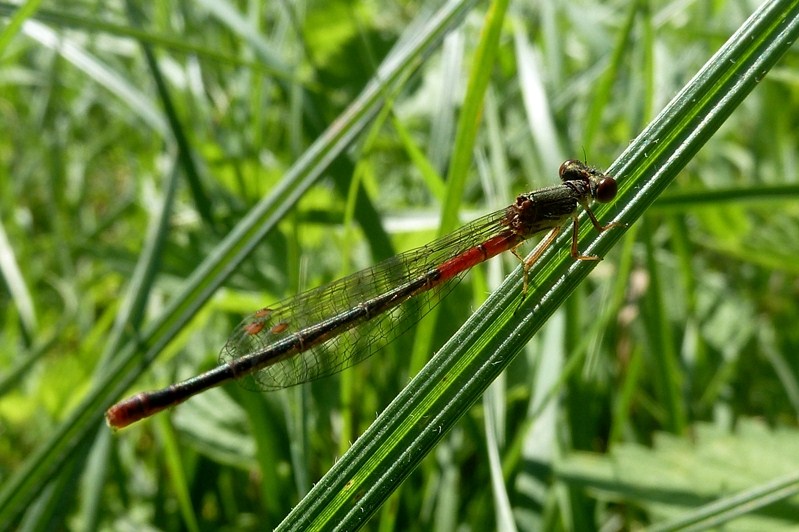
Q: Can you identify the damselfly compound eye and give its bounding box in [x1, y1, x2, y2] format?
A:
[594, 177, 618, 203]
[559, 159, 580, 179]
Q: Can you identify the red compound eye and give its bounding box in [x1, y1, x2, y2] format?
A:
[594, 176, 618, 203]
[559, 159, 579, 179]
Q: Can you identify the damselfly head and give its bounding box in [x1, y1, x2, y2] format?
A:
[558, 159, 617, 204]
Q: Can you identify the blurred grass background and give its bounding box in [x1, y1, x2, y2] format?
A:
[1, 0, 799, 530]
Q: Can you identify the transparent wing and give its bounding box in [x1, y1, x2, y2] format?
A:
[219, 207, 513, 390]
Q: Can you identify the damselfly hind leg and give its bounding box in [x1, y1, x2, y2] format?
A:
[516, 202, 624, 310]
[513, 227, 562, 296]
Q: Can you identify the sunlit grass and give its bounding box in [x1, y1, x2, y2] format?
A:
[1, 0, 799, 530]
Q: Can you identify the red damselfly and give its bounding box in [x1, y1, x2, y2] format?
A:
[106, 160, 621, 429]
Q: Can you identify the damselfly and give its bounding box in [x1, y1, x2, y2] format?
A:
[106, 160, 621, 429]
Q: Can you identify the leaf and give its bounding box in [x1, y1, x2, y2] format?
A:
[557, 419, 799, 530]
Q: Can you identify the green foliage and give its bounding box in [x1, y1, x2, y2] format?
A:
[558, 419, 799, 530]
[1, 0, 799, 530]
